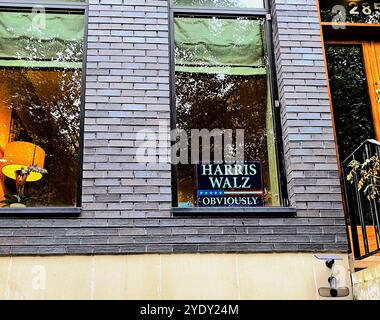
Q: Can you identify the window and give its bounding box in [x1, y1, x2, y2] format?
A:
[172, 3, 284, 208]
[0, 6, 85, 209]
[325, 45, 375, 161]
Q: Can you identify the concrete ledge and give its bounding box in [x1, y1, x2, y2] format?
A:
[352, 264, 380, 300]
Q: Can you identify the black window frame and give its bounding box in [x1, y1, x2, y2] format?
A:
[0, 0, 88, 216]
[169, 0, 292, 214]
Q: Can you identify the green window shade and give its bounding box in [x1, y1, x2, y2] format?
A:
[0, 12, 84, 69]
[174, 17, 267, 76]
[173, 0, 264, 8]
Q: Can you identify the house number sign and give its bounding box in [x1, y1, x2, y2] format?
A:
[319, 0, 380, 24]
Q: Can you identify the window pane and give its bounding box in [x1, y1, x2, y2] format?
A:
[0, 11, 84, 208]
[174, 16, 280, 207]
[325, 45, 374, 160]
[173, 0, 264, 9]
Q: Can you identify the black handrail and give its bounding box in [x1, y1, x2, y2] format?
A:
[342, 139, 380, 259]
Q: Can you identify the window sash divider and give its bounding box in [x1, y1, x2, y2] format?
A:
[0, 1, 87, 10]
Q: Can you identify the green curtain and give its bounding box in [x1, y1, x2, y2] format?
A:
[174, 17, 266, 76]
[0, 12, 84, 68]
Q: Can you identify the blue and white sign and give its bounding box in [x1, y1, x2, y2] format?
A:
[196, 161, 264, 207]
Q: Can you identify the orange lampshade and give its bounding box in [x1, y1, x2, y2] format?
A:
[1, 142, 45, 182]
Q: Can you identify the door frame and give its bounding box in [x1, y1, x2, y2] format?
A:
[362, 41, 380, 141]
[323, 39, 380, 258]
[316, 0, 380, 259]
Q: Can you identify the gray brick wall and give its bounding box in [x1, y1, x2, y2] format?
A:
[83, 0, 172, 218]
[271, 0, 345, 220]
[0, 0, 348, 255]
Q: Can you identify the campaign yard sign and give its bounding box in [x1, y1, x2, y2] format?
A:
[196, 161, 264, 207]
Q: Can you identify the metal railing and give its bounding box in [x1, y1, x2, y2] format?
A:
[342, 139, 380, 259]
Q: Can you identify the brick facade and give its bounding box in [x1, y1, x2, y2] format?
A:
[0, 0, 348, 255]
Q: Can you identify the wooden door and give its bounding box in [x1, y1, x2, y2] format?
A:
[363, 41, 380, 140]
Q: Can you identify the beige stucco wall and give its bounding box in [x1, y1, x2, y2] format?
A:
[352, 263, 380, 300]
[0, 253, 351, 300]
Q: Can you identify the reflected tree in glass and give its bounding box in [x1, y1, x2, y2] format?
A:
[0, 39, 83, 207]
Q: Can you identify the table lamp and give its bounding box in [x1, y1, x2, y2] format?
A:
[1, 141, 45, 182]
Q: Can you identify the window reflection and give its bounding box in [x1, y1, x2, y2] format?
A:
[0, 69, 81, 207]
[0, 11, 84, 208]
[325, 45, 374, 160]
[174, 16, 280, 207]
